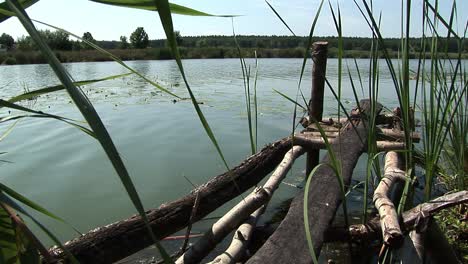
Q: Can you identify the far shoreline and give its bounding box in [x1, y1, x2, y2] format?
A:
[1, 47, 466, 66]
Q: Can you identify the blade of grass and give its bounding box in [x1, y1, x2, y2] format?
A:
[265, 0, 296, 36]
[29, 19, 180, 99]
[0, 0, 37, 23]
[8, 72, 133, 104]
[0, 192, 80, 264]
[154, 0, 230, 172]
[303, 163, 326, 264]
[0, 99, 96, 138]
[273, 89, 307, 111]
[6, 0, 170, 261]
[90, 0, 235, 17]
[232, 21, 256, 155]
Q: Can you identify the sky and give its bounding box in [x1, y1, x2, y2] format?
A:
[0, 0, 467, 41]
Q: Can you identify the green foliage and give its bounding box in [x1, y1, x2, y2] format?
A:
[130, 27, 149, 49]
[89, 0, 231, 16]
[0, 0, 37, 23]
[0, 204, 40, 264]
[119, 35, 129, 49]
[0, 32, 14, 49]
[435, 206, 468, 262]
[174, 30, 182, 46]
[16, 29, 72, 51]
[81, 31, 96, 49]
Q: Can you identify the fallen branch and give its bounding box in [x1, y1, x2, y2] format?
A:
[373, 151, 407, 247]
[175, 146, 305, 264]
[324, 190, 468, 242]
[208, 206, 265, 264]
[48, 137, 294, 263]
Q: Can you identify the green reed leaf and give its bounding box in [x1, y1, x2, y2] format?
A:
[90, 0, 234, 17]
[7, 1, 163, 262]
[0, 0, 37, 23]
[8, 72, 133, 104]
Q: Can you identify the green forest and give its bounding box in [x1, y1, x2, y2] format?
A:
[1, 29, 467, 64]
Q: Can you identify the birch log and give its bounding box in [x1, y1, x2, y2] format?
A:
[302, 129, 419, 142]
[175, 146, 305, 264]
[373, 151, 407, 247]
[208, 206, 265, 264]
[294, 134, 405, 151]
[324, 191, 468, 242]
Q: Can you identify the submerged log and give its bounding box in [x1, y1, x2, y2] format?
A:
[49, 137, 295, 263]
[247, 110, 369, 264]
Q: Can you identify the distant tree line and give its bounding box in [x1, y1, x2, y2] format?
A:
[3, 28, 465, 53]
[0, 27, 150, 52]
[2, 29, 467, 64]
[147, 35, 467, 53]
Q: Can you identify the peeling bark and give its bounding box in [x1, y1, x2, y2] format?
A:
[208, 206, 265, 264]
[373, 152, 406, 247]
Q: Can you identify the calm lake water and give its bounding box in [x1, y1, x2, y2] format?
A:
[0, 58, 423, 261]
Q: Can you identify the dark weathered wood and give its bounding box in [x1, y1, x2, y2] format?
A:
[49, 137, 294, 264]
[306, 41, 328, 176]
[247, 107, 369, 264]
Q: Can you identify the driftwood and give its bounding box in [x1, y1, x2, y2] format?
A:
[48, 137, 295, 263]
[175, 146, 305, 264]
[46, 131, 404, 263]
[208, 206, 265, 264]
[373, 152, 407, 247]
[324, 190, 468, 242]
[302, 128, 420, 143]
[294, 134, 405, 151]
[247, 113, 369, 264]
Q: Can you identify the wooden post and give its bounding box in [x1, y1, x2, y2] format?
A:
[306, 41, 328, 176]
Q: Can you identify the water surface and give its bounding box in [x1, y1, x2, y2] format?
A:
[0, 58, 427, 260]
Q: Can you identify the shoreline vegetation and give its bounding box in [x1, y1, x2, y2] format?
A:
[1, 35, 467, 65]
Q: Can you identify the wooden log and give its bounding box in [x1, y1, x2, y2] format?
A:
[175, 146, 305, 264]
[373, 152, 406, 247]
[294, 134, 406, 151]
[207, 206, 265, 264]
[247, 115, 369, 264]
[324, 190, 468, 242]
[306, 41, 328, 176]
[377, 128, 420, 143]
[302, 129, 420, 142]
[48, 137, 295, 264]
